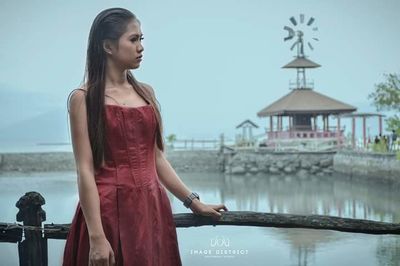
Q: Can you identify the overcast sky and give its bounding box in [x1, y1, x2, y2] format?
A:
[0, 0, 399, 143]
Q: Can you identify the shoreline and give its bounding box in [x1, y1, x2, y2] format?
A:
[0, 150, 399, 184]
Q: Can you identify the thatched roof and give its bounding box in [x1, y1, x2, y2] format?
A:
[282, 57, 321, 68]
[257, 89, 357, 117]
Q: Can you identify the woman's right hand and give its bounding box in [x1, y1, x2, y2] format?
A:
[89, 235, 116, 266]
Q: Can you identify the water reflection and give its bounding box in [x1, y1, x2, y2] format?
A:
[0, 171, 399, 266]
[175, 171, 400, 266]
[178, 172, 400, 223]
[376, 236, 400, 266]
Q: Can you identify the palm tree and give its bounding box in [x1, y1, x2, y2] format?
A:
[166, 134, 177, 149]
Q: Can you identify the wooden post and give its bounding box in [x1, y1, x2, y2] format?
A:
[219, 133, 225, 154]
[249, 127, 253, 144]
[363, 116, 367, 148]
[379, 116, 382, 136]
[337, 116, 341, 146]
[16, 191, 47, 266]
[352, 117, 356, 149]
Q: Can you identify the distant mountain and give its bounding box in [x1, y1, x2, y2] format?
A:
[0, 85, 70, 143]
[0, 86, 60, 129]
[0, 106, 70, 143]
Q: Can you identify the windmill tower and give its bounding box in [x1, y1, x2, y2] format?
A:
[257, 15, 357, 149]
[283, 14, 321, 89]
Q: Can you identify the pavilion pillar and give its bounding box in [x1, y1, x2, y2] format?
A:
[326, 115, 330, 131]
[275, 116, 279, 132]
[378, 116, 382, 135]
[277, 116, 280, 131]
[352, 117, 356, 149]
[362, 116, 367, 148]
[323, 115, 326, 131]
[269, 116, 273, 132]
[313, 116, 317, 131]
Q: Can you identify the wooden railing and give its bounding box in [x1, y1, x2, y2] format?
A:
[1, 191, 400, 265]
[267, 130, 344, 140]
[168, 139, 220, 150]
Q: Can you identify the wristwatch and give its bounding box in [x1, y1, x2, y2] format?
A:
[183, 192, 200, 208]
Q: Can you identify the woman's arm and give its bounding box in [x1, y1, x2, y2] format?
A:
[69, 90, 106, 240]
[141, 82, 228, 218]
[154, 144, 228, 219]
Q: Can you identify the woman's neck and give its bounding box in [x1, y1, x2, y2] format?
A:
[105, 60, 130, 89]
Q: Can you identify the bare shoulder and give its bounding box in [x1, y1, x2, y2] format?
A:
[68, 86, 88, 114]
[139, 82, 156, 97]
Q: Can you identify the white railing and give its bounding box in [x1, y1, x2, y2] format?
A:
[167, 139, 219, 150]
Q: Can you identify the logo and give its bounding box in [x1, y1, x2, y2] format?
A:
[210, 235, 230, 247]
[189, 234, 249, 259]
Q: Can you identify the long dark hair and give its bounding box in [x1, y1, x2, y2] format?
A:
[67, 7, 164, 171]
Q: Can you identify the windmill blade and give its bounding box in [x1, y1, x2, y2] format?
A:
[307, 17, 315, 26]
[308, 42, 314, 50]
[283, 26, 295, 41]
[290, 16, 297, 26]
[284, 35, 294, 41]
[290, 41, 298, 51]
[313, 37, 319, 41]
[300, 14, 305, 24]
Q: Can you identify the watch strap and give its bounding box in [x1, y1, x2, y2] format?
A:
[183, 192, 200, 208]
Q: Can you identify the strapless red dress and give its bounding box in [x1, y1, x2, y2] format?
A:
[63, 96, 182, 265]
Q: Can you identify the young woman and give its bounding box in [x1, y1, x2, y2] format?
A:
[63, 7, 228, 266]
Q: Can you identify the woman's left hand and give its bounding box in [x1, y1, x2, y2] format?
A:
[189, 199, 228, 220]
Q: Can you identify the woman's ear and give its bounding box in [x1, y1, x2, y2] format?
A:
[103, 40, 114, 55]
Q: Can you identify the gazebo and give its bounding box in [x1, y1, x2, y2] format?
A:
[236, 119, 259, 146]
[257, 28, 357, 148]
[257, 88, 357, 147]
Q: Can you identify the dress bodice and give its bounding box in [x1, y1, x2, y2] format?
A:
[96, 104, 158, 187]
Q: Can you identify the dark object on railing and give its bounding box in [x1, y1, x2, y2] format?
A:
[16, 191, 47, 266]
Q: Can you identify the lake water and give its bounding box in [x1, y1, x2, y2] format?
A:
[0, 171, 399, 266]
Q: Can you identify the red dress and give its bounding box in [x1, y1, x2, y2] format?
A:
[63, 93, 182, 266]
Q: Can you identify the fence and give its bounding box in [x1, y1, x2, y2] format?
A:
[1, 191, 400, 265]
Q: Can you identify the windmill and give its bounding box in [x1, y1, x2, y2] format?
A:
[282, 14, 321, 89]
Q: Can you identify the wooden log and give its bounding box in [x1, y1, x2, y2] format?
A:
[43, 211, 400, 240]
[43, 223, 70, 240]
[16, 191, 48, 266]
[173, 211, 400, 235]
[0, 222, 23, 243]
